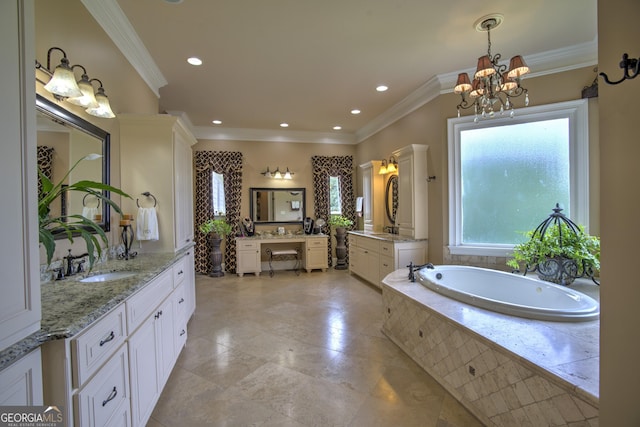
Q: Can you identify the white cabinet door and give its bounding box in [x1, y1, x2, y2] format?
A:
[0, 0, 40, 351]
[236, 240, 261, 276]
[128, 317, 160, 427]
[173, 130, 194, 251]
[394, 145, 429, 239]
[156, 297, 176, 389]
[359, 161, 384, 232]
[0, 348, 42, 406]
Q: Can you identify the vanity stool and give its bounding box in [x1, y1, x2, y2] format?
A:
[266, 247, 301, 277]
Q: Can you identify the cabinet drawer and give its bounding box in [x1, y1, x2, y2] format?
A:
[306, 238, 326, 248]
[358, 236, 380, 253]
[75, 345, 130, 427]
[379, 255, 395, 281]
[379, 242, 394, 256]
[72, 304, 126, 388]
[173, 256, 187, 288]
[237, 240, 259, 250]
[126, 269, 173, 334]
[173, 282, 188, 325]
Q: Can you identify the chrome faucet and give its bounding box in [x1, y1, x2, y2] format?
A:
[66, 249, 89, 277]
[407, 262, 434, 282]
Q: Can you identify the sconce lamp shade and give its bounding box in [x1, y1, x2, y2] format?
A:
[454, 73, 472, 94]
[283, 168, 293, 179]
[507, 55, 530, 79]
[67, 73, 99, 108]
[86, 86, 116, 118]
[386, 161, 397, 173]
[474, 55, 495, 78]
[263, 167, 272, 178]
[273, 168, 282, 179]
[378, 160, 388, 175]
[44, 57, 83, 98]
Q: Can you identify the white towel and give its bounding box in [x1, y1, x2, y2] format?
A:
[136, 207, 159, 241]
[82, 206, 99, 221]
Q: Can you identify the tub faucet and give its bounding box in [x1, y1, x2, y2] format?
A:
[66, 249, 89, 277]
[407, 262, 434, 282]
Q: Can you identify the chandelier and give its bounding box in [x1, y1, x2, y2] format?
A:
[454, 15, 530, 121]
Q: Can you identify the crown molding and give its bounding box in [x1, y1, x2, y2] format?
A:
[193, 126, 357, 145]
[81, 0, 167, 97]
[357, 39, 598, 142]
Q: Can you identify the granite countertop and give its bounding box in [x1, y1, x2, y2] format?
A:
[0, 249, 190, 371]
[237, 233, 328, 240]
[348, 229, 426, 242]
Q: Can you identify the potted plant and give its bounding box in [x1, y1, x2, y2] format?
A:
[507, 207, 600, 286]
[39, 153, 131, 270]
[328, 214, 354, 270]
[199, 218, 233, 277]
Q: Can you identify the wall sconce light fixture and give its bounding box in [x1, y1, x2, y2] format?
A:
[378, 156, 397, 174]
[36, 47, 116, 118]
[261, 167, 294, 179]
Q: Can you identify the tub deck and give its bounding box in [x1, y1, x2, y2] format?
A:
[382, 269, 599, 426]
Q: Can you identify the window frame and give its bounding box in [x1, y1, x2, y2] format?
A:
[447, 99, 590, 256]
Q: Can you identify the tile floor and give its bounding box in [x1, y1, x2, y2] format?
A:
[148, 268, 483, 427]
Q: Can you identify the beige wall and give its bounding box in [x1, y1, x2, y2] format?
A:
[598, 0, 640, 424]
[35, 0, 159, 262]
[356, 66, 600, 266]
[193, 139, 356, 233]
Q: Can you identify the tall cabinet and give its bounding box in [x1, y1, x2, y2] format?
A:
[0, 0, 42, 406]
[359, 160, 384, 232]
[393, 144, 429, 239]
[119, 115, 196, 253]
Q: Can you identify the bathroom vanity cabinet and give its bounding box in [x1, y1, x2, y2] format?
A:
[119, 114, 196, 253]
[41, 254, 194, 427]
[393, 144, 429, 239]
[359, 160, 385, 232]
[349, 232, 427, 288]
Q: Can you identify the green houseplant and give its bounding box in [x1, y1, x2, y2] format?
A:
[328, 214, 354, 229]
[328, 214, 353, 270]
[39, 153, 131, 269]
[507, 220, 600, 286]
[199, 218, 233, 277]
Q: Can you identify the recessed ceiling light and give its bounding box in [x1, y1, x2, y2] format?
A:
[351, 109, 361, 115]
[164, 0, 183, 3]
[376, 85, 389, 92]
[280, 123, 289, 128]
[187, 57, 202, 66]
[212, 120, 222, 125]
[333, 126, 342, 130]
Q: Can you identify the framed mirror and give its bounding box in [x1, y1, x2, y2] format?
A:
[385, 174, 398, 223]
[36, 94, 111, 237]
[250, 188, 305, 224]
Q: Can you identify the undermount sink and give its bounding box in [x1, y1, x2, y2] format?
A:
[80, 271, 137, 283]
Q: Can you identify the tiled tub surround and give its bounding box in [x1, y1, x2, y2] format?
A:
[381, 269, 599, 427]
[0, 250, 189, 371]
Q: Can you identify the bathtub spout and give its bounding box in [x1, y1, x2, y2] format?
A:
[407, 262, 434, 282]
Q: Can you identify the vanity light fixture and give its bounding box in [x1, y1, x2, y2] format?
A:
[379, 156, 397, 174]
[36, 47, 116, 118]
[261, 167, 294, 179]
[41, 47, 82, 98]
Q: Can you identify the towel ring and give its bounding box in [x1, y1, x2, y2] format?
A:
[136, 191, 157, 208]
[82, 193, 100, 208]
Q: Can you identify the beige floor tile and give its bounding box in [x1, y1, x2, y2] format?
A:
[150, 269, 483, 427]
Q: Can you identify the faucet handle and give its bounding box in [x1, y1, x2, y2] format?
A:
[76, 260, 86, 274]
[53, 267, 64, 280]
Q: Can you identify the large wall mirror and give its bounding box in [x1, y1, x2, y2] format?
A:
[250, 188, 305, 224]
[36, 94, 111, 237]
[385, 174, 398, 223]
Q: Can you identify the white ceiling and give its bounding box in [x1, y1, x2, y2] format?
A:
[86, 0, 597, 142]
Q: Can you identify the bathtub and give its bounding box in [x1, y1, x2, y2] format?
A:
[416, 265, 599, 322]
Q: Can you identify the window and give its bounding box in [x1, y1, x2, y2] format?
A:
[448, 99, 589, 256]
[329, 176, 342, 214]
[211, 172, 225, 216]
